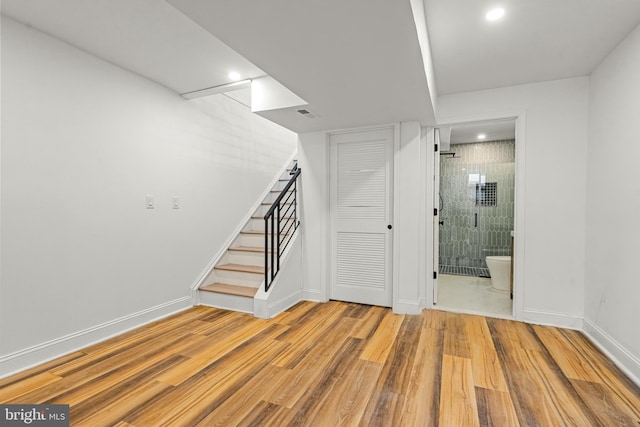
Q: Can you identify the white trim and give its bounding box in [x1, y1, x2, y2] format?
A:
[430, 109, 526, 321]
[583, 318, 640, 387]
[0, 296, 192, 379]
[394, 299, 422, 315]
[512, 112, 527, 322]
[418, 128, 427, 309]
[392, 124, 401, 311]
[423, 127, 435, 307]
[324, 122, 400, 136]
[190, 151, 298, 292]
[302, 289, 325, 302]
[521, 308, 583, 330]
[320, 136, 331, 303]
[0, 16, 3, 379]
[180, 79, 252, 99]
[255, 290, 303, 319]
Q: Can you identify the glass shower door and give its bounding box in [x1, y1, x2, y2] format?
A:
[439, 141, 515, 277]
[467, 169, 490, 274]
[471, 171, 494, 275]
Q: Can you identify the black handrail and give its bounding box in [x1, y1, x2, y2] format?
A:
[264, 163, 301, 291]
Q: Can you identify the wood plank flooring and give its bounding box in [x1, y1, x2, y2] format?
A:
[1, 301, 639, 426]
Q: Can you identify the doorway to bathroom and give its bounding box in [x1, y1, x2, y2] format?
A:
[436, 119, 516, 318]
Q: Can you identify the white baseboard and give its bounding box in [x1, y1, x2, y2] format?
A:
[0, 296, 192, 379]
[393, 299, 421, 315]
[582, 318, 640, 387]
[255, 290, 303, 319]
[302, 289, 326, 302]
[521, 308, 583, 330]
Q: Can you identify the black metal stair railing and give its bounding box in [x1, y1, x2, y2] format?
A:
[264, 163, 301, 291]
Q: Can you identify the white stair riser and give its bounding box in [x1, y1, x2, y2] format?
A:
[248, 218, 266, 232]
[272, 181, 290, 192]
[249, 218, 296, 232]
[228, 250, 264, 266]
[255, 205, 270, 216]
[264, 190, 295, 204]
[198, 291, 254, 313]
[212, 268, 263, 287]
[256, 204, 296, 217]
[240, 233, 265, 247]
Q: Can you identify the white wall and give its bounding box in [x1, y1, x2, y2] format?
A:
[299, 123, 425, 314]
[437, 77, 590, 327]
[300, 77, 590, 323]
[0, 17, 297, 375]
[297, 132, 329, 302]
[584, 23, 640, 382]
[395, 122, 424, 313]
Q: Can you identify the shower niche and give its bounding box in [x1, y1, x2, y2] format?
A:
[475, 181, 497, 206]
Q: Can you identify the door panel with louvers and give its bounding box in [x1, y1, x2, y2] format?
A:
[330, 128, 393, 307]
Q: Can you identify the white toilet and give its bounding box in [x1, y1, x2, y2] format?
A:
[485, 256, 511, 291]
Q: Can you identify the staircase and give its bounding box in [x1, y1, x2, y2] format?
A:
[197, 162, 300, 315]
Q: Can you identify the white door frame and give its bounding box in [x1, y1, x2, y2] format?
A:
[425, 110, 526, 321]
[433, 128, 441, 305]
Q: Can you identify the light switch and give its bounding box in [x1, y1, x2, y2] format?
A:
[145, 195, 154, 209]
[172, 197, 180, 209]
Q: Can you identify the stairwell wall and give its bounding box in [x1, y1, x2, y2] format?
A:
[0, 17, 297, 376]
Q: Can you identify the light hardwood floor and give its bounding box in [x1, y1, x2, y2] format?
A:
[1, 301, 639, 426]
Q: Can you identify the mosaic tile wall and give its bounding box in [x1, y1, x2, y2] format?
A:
[439, 140, 515, 269]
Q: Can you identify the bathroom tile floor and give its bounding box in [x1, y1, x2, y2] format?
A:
[439, 264, 490, 278]
[436, 273, 513, 318]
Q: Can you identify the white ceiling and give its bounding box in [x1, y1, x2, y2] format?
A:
[3, 1, 640, 132]
[425, 0, 640, 95]
[1, 0, 436, 133]
[450, 119, 516, 145]
[0, 0, 266, 94]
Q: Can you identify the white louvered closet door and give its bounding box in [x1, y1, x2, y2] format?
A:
[330, 128, 393, 307]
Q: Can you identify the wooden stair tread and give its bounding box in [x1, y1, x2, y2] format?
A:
[214, 263, 265, 274]
[240, 230, 292, 236]
[199, 282, 258, 298]
[228, 246, 268, 253]
[240, 230, 265, 235]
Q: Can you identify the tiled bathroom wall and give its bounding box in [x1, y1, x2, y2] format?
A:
[439, 140, 515, 271]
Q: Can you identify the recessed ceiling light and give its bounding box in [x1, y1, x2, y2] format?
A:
[477, 133, 487, 140]
[228, 71, 242, 81]
[486, 8, 505, 21]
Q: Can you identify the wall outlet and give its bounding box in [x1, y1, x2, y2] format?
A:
[172, 196, 180, 209]
[145, 195, 154, 209]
